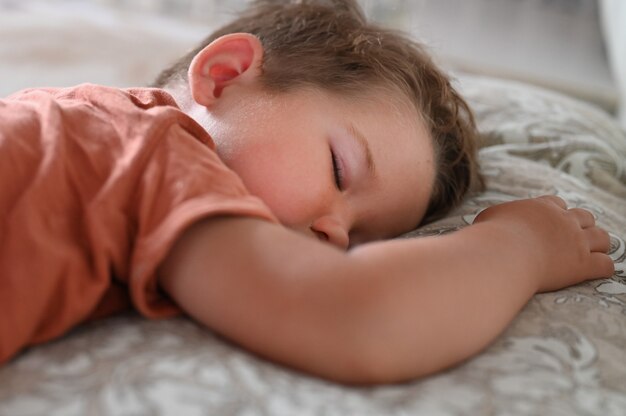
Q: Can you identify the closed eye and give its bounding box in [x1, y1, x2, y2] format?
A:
[331, 148, 345, 191]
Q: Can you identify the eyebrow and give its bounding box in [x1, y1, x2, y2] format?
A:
[347, 122, 377, 179]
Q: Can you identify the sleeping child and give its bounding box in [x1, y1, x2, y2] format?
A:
[0, 0, 614, 384]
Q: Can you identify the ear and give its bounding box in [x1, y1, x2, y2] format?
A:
[188, 33, 264, 107]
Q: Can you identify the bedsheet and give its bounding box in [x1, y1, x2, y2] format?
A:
[1, 75, 625, 416]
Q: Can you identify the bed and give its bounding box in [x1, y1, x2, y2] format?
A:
[1, 3, 625, 415]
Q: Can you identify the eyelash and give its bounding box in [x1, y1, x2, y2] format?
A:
[331, 149, 345, 191]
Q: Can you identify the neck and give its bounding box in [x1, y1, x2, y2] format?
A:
[163, 81, 216, 137]
[163, 81, 194, 113]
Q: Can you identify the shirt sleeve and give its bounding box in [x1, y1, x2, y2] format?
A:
[0, 85, 277, 364]
[123, 122, 278, 318]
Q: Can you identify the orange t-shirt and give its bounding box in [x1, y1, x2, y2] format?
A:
[0, 84, 277, 363]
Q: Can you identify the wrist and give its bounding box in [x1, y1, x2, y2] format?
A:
[468, 219, 543, 294]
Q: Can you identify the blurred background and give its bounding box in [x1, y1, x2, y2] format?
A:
[0, 0, 624, 126]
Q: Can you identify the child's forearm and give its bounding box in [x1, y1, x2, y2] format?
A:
[344, 221, 540, 382]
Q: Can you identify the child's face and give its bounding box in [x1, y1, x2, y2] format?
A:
[200, 85, 435, 249]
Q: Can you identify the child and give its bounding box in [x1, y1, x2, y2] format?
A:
[0, 0, 613, 384]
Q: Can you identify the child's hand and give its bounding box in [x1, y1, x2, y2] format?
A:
[473, 195, 614, 292]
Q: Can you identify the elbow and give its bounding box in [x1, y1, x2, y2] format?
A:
[321, 359, 416, 387]
[331, 350, 455, 386]
[331, 365, 414, 387]
[313, 342, 428, 386]
[330, 338, 480, 386]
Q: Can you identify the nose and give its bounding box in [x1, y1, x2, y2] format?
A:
[310, 216, 350, 250]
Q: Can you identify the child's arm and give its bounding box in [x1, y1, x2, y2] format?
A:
[158, 196, 613, 384]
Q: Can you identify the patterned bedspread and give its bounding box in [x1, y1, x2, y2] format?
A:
[1, 77, 625, 416]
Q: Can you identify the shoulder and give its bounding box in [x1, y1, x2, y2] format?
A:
[6, 84, 180, 113]
[4, 84, 214, 150]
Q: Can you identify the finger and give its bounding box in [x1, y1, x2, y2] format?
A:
[587, 252, 615, 279]
[569, 208, 596, 229]
[584, 227, 611, 253]
[537, 195, 567, 209]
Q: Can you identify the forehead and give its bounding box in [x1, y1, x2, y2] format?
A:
[333, 87, 424, 136]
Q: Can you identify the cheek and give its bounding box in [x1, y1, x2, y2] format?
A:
[229, 146, 319, 226]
